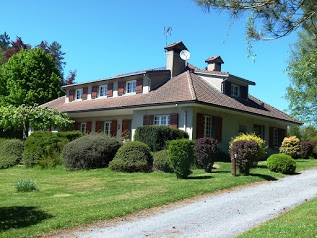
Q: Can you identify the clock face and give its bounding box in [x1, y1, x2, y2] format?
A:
[180, 50, 190, 60]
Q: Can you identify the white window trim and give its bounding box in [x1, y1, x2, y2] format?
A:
[75, 88, 83, 101]
[80, 122, 87, 133]
[154, 115, 170, 126]
[204, 115, 213, 137]
[231, 84, 240, 97]
[98, 85, 108, 98]
[103, 121, 112, 136]
[126, 80, 136, 94]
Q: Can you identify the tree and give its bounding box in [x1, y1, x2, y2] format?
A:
[194, 0, 317, 40]
[0, 48, 63, 106]
[0, 105, 74, 139]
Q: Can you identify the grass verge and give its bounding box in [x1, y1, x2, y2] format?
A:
[0, 159, 316, 237]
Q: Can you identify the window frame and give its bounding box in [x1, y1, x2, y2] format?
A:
[126, 80, 136, 94]
[75, 88, 83, 100]
[103, 121, 112, 136]
[80, 122, 87, 133]
[98, 85, 108, 98]
[273, 128, 279, 147]
[204, 115, 213, 137]
[253, 124, 265, 139]
[154, 115, 170, 126]
[231, 84, 240, 97]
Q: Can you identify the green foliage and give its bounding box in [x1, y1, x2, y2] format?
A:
[279, 136, 301, 159]
[153, 150, 173, 173]
[0, 105, 74, 139]
[229, 133, 267, 165]
[134, 126, 189, 152]
[16, 179, 37, 192]
[0, 48, 63, 106]
[168, 139, 194, 179]
[109, 141, 153, 173]
[300, 141, 316, 159]
[63, 134, 122, 170]
[231, 140, 259, 175]
[23, 131, 70, 168]
[0, 139, 24, 169]
[195, 137, 220, 173]
[267, 154, 297, 174]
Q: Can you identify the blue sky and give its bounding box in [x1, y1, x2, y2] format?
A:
[1, 0, 297, 112]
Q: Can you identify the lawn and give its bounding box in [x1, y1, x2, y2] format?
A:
[238, 197, 317, 238]
[0, 159, 316, 238]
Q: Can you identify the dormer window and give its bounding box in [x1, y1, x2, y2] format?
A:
[99, 85, 107, 97]
[126, 80, 136, 94]
[231, 84, 240, 97]
[76, 89, 83, 100]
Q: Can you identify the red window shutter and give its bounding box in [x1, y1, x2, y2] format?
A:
[111, 120, 117, 136]
[118, 81, 125, 96]
[143, 115, 152, 125]
[95, 121, 103, 132]
[107, 83, 113, 97]
[214, 116, 222, 142]
[196, 113, 204, 139]
[69, 89, 75, 102]
[86, 121, 92, 133]
[91, 86, 98, 99]
[122, 120, 129, 132]
[136, 79, 143, 94]
[82, 87, 88, 100]
[73, 121, 80, 131]
[269, 127, 274, 148]
[170, 113, 178, 129]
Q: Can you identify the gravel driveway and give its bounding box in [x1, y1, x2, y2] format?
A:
[58, 168, 317, 238]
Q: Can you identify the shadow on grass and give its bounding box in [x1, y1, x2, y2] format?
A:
[249, 173, 277, 181]
[212, 170, 231, 174]
[186, 175, 213, 180]
[256, 165, 267, 169]
[0, 206, 53, 231]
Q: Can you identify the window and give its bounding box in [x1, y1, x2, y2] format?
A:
[76, 89, 83, 100]
[273, 128, 279, 147]
[99, 85, 107, 97]
[204, 116, 213, 137]
[231, 84, 240, 97]
[154, 115, 170, 126]
[80, 123, 87, 133]
[254, 124, 265, 139]
[104, 121, 112, 135]
[126, 80, 136, 94]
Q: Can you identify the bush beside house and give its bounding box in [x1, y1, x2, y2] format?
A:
[195, 137, 220, 173]
[279, 136, 301, 159]
[266, 154, 296, 174]
[0, 139, 24, 169]
[153, 150, 173, 173]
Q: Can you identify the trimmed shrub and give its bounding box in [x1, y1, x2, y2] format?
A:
[195, 137, 220, 173]
[134, 126, 189, 152]
[63, 134, 122, 170]
[300, 141, 316, 159]
[56, 131, 85, 141]
[266, 153, 296, 174]
[230, 140, 259, 175]
[279, 136, 301, 159]
[168, 139, 194, 179]
[153, 150, 173, 173]
[229, 133, 267, 166]
[0, 139, 24, 169]
[109, 141, 153, 172]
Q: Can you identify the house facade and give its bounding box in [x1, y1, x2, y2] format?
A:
[43, 41, 301, 152]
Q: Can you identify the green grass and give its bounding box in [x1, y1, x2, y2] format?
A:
[238, 197, 317, 238]
[0, 159, 316, 238]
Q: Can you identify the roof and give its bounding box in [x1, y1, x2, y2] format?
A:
[205, 56, 224, 64]
[44, 71, 300, 125]
[164, 41, 188, 52]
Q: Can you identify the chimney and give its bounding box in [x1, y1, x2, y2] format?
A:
[205, 56, 224, 71]
[164, 41, 188, 77]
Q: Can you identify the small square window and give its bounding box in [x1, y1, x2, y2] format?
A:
[126, 80, 136, 94]
[104, 121, 111, 135]
[154, 115, 170, 126]
[99, 85, 107, 97]
[76, 89, 83, 100]
[231, 84, 240, 97]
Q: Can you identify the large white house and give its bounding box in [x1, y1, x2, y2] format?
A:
[43, 41, 301, 152]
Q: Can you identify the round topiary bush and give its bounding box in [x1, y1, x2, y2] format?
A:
[153, 150, 173, 173]
[109, 141, 153, 173]
[266, 153, 296, 174]
[63, 134, 122, 170]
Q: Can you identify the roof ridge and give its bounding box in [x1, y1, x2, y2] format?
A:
[186, 71, 197, 101]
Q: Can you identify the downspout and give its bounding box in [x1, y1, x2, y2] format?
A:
[175, 104, 187, 132]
